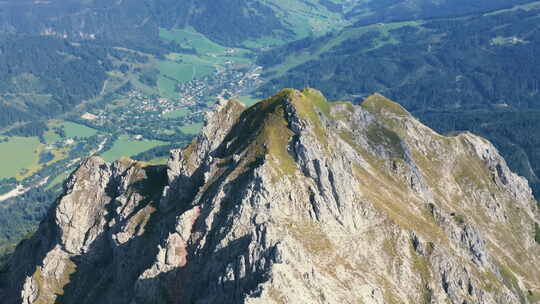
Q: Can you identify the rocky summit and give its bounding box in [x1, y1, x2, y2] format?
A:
[1, 89, 539, 303]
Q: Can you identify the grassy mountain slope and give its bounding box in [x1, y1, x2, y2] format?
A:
[257, 1, 540, 195]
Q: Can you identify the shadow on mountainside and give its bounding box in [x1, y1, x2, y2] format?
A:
[54, 165, 173, 304]
[0, 179, 76, 303]
[56, 152, 278, 303]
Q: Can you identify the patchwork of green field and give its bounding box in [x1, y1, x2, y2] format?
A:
[155, 37, 253, 99]
[45, 121, 98, 141]
[0, 136, 42, 179]
[100, 135, 166, 162]
[157, 60, 195, 83]
[262, 0, 350, 38]
[237, 0, 353, 49]
[158, 57, 218, 81]
[157, 76, 178, 99]
[0, 28, 258, 183]
[156, 60, 194, 98]
[106, 48, 161, 97]
[155, 55, 217, 98]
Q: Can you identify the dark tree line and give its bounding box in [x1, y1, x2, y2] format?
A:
[0, 35, 112, 128]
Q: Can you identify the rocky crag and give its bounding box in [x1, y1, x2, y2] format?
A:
[1, 89, 539, 303]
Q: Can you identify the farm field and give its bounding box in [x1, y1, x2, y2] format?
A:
[157, 60, 195, 83]
[157, 76, 178, 99]
[0, 137, 42, 179]
[61, 122, 98, 138]
[159, 28, 227, 54]
[100, 135, 166, 162]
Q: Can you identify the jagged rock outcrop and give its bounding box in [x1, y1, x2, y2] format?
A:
[1, 89, 539, 304]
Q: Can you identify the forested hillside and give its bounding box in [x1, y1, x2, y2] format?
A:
[0, 36, 112, 128]
[259, 4, 540, 109]
[0, 0, 356, 128]
[0, 0, 349, 47]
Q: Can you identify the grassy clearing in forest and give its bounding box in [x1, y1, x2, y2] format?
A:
[61, 122, 98, 138]
[159, 28, 227, 54]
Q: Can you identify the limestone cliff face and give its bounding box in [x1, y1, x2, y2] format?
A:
[1, 89, 539, 304]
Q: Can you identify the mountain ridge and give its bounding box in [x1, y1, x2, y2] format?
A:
[1, 89, 539, 303]
[256, 3, 540, 197]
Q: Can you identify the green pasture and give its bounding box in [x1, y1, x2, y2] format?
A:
[100, 135, 166, 162]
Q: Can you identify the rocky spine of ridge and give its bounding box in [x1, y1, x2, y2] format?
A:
[1, 89, 539, 304]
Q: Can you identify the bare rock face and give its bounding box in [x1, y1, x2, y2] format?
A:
[1, 89, 539, 304]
